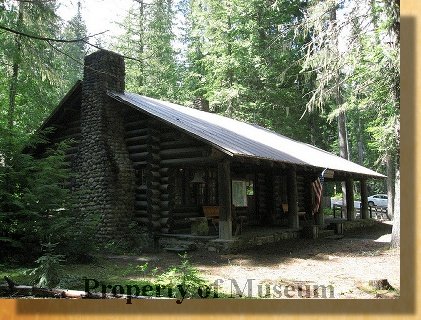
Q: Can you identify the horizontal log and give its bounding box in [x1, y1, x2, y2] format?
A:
[160, 217, 169, 225]
[160, 210, 170, 217]
[125, 136, 153, 145]
[132, 161, 147, 167]
[172, 211, 201, 219]
[125, 119, 148, 130]
[147, 182, 161, 190]
[160, 194, 170, 201]
[125, 128, 149, 138]
[159, 147, 208, 159]
[150, 198, 160, 206]
[135, 194, 147, 201]
[151, 221, 161, 229]
[160, 201, 170, 208]
[134, 210, 148, 217]
[160, 227, 170, 234]
[171, 220, 190, 228]
[129, 152, 150, 161]
[160, 139, 203, 149]
[136, 185, 147, 191]
[160, 157, 214, 167]
[147, 162, 160, 169]
[146, 170, 160, 178]
[147, 189, 160, 197]
[172, 206, 199, 213]
[136, 217, 150, 224]
[159, 167, 170, 175]
[160, 184, 169, 191]
[135, 201, 148, 208]
[151, 213, 161, 220]
[148, 205, 160, 212]
[127, 144, 149, 153]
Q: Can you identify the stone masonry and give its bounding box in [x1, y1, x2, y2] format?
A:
[76, 50, 136, 241]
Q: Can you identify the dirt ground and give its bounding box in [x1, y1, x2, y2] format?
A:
[109, 221, 399, 299]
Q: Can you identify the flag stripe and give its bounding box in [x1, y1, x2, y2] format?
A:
[312, 177, 323, 214]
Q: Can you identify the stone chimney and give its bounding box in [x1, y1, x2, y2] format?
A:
[76, 50, 135, 242]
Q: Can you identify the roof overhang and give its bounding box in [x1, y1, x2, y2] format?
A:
[108, 91, 386, 179]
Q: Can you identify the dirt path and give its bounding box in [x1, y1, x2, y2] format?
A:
[111, 222, 399, 299]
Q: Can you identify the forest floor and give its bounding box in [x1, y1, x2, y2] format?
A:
[104, 221, 399, 299]
[1, 221, 399, 299]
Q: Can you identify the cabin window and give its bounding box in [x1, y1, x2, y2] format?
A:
[174, 168, 218, 207]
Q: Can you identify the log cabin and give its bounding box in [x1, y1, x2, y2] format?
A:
[37, 50, 385, 246]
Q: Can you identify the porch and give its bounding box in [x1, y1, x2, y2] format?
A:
[165, 157, 375, 243]
[155, 218, 381, 253]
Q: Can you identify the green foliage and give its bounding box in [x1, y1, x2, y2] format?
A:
[29, 242, 64, 288]
[299, 0, 399, 174]
[0, 1, 93, 263]
[0, 1, 88, 134]
[102, 222, 153, 255]
[156, 253, 208, 298]
[113, 0, 179, 100]
[0, 128, 72, 261]
[182, 0, 332, 144]
[56, 210, 100, 263]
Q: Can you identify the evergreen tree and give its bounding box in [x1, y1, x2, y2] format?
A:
[59, 0, 87, 86]
[114, 0, 179, 100]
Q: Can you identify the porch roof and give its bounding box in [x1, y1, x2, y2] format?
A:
[109, 91, 385, 178]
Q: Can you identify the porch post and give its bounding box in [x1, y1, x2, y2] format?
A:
[287, 167, 299, 229]
[345, 177, 355, 220]
[218, 159, 232, 239]
[360, 179, 369, 219]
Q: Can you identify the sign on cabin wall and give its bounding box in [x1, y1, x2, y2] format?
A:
[232, 180, 248, 207]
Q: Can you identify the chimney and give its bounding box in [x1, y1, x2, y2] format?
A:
[76, 50, 135, 242]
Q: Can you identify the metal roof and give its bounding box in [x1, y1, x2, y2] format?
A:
[109, 91, 385, 178]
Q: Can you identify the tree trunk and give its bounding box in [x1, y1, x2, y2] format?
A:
[387, 0, 399, 248]
[7, 1, 24, 131]
[137, 0, 145, 88]
[385, 153, 395, 219]
[226, 7, 234, 116]
[338, 111, 349, 206]
[357, 115, 365, 165]
[331, 4, 350, 206]
[390, 168, 400, 248]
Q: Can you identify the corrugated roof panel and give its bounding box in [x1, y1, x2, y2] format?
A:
[109, 92, 385, 178]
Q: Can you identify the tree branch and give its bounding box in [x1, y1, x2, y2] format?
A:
[0, 24, 108, 43]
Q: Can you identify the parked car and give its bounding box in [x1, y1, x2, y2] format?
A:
[330, 198, 361, 209]
[367, 194, 388, 207]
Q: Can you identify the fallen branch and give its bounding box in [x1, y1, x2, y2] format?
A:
[0, 276, 168, 300]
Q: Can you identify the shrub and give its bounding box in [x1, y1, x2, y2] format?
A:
[29, 242, 64, 288]
[156, 253, 208, 298]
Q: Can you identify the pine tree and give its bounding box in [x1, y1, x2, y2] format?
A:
[59, 0, 87, 87]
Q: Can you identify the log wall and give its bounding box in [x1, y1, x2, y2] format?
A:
[124, 111, 212, 234]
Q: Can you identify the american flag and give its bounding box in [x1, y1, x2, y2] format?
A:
[312, 177, 323, 214]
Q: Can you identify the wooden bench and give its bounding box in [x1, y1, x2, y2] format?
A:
[202, 205, 247, 236]
[202, 206, 220, 231]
